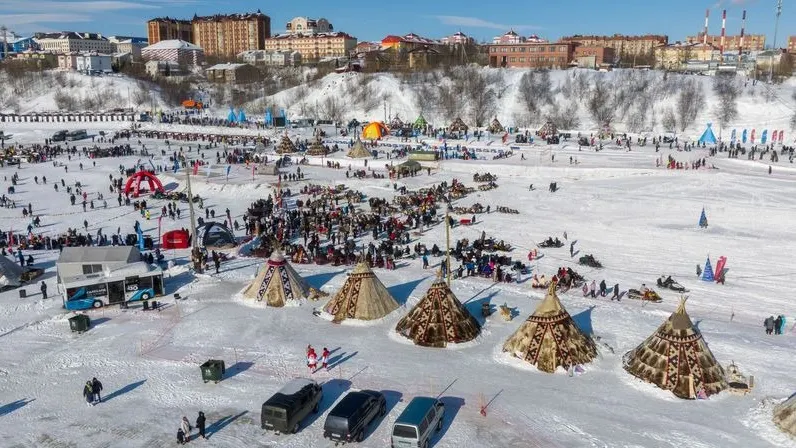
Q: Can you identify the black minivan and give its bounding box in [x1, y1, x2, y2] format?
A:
[261, 377, 323, 434]
[323, 390, 386, 444]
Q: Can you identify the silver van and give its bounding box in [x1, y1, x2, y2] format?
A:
[391, 397, 445, 448]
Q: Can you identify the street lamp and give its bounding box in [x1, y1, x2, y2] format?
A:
[445, 203, 452, 286]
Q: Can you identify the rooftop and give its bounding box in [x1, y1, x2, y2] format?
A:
[58, 246, 140, 264]
[269, 32, 354, 40]
[34, 32, 107, 41]
[206, 63, 249, 70]
[144, 39, 202, 51]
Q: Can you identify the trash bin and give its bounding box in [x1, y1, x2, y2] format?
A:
[200, 359, 225, 383]
[19, 289, 26, 298]
[69, 314, 91, 333]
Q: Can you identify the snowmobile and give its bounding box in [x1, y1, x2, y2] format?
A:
[626, 288, 663, 303]
[538, 238, 564, 248]
[656, 275, 688, 293]
[578, 254, 602, 268]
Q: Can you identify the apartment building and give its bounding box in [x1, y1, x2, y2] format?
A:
[192, 12, 271, 58]
[574, 46, 616, 68]
[686, 33, 765, 52]
[238, 49, 301, 66]
[147, 17, 193, 45]
[34, 32, 112, 53]
[285, 17, 332, 35]
[264, 31, 356, 63]
[561, 34, 668, 58]
[488, 32, 574, 69]
[142, 39, 204, 66]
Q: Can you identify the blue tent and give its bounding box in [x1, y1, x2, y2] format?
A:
[698, 123, 717, 145]
[702, 257, 714, 282]
[238, 109, 246, 123]
[698, 208, 708, 228]
[227, 108, 237, 123]
[742, 129, 748, 143]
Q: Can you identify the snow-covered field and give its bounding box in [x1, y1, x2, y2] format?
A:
[0, 120, 794, 448]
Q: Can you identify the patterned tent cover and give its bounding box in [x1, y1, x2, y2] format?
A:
[347, 139, 371, 158]
[538, 121, 557, 136]
[323, 262, 399, 323]
[448, 117, 468, 133]
[413, 115, 428, 129]
[306, 136, 327, 156]
[623, 298, 727, 399]
[242, 250, 310, 307]
[395, 276, 481, 347]
[774, 393, 796, 438]
[276, 134, 297, 154]
[502, 281, 597, 373]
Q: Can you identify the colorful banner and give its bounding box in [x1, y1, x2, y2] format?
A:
[742, 129, 747, 143]
[762, 130, 768, 144]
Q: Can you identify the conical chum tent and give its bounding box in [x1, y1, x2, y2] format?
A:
[702, 257, 714, 282]
[276, 134, 297, 154]
[306, 136, 327, 156]
[487, 117, 504, 134]
[242, 250, 311, 307]
[323, 262, 399, 323]
[362, 122, 389, 140]
[413, 115, 427, 129]
[347, 139, 371, 158]
[395, 275, 481, 347]
[502, 282, 598, 373]
[448, 117, 468, 133]
[699, 208, 708, 228]
[698, 123, 717, 145]
[623, 298, 727, 399]
[773, 393, 796, 438]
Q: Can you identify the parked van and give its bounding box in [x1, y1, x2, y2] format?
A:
[391, 397, 445, 448]
[51, 130, 69, 142]
[261, 377, 323, 434]
[323, 390, 386, 444]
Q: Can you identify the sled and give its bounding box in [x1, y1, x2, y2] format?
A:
[725, 362, 754, 396]
[656, 276, 688, 293]
[578, 255, 602, 269]
[499, 303, 513, 321]
[538, 239, 564, 248]
[626, 289, 662, 303]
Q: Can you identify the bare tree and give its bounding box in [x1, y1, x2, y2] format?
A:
[437, 83, 462, 121]
[545, 100, 580, 130]
[517, 70, 553, 124]
[675, 79, 705, 132]
[319, 96, 346, 124]
[587, 77, 615, 128]
[464, 70, 496, 127]
[661, 107, 677, 132]
[712, 72, 740, 133]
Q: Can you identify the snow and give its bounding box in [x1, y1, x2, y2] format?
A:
[0, 90, 794, 447]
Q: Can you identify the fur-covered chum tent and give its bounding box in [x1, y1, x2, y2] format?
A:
[395, 276, 481, 347]
[623, 298, 727, 399]
[502, 282, 597, 373]
[347, 139, 371, 158]
[242, 250, 311, 307]
[323, 262, 399, 323]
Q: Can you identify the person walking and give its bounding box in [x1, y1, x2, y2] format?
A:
[764, 316, 775, 335]
[83, 381, 94, 407]
[589, 280, 596, 298]
[307, 348, 318, 373]
[599, 280, 607, 297]
[611, 283, 620, 301]
[321, 347, 330, 370]
[195, 411, 206, 440]
[180, 416, 192, 442]
[91, 377, 103, 404]
[774, 315, 783, 335]
[177, 427, 186, 445]
[569, 242, 575, 258]
[40, 281, 47, 299]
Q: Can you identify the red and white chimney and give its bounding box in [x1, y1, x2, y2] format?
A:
[738, 10, 747, 58]
[703, 9, 710, 45]
[720, 9, 727, 59]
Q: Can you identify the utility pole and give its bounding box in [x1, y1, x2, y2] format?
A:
[445, 205, 452, 287]
[185, 166, 202, 273]
[770, 0, 783, 83]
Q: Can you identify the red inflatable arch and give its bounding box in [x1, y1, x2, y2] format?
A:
[124, 170, 165, 198]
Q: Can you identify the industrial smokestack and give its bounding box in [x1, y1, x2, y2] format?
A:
[738, 10, 746, 58]
[720, 9, 726, 61]
[703, 9, 710, 45]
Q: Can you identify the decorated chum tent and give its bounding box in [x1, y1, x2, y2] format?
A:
[623, 298, 727, 399]
[323, 261, 399, 323]
[502, 282, 598, 373]
[395, 275, 481, 347]
[487, 117, 504, 134]
[347, 139, 371, 158]
[243, 250, 311, 306]
[276, 134, 298, 154]
[448, 117, 468, 133]
[306, 135, 327, 156]
[774, 393, 796, 438]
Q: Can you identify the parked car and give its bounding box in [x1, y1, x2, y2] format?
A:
[323, 390, 386, 444]
[391, 397, 445, 448]
[261, 378, 323, 434]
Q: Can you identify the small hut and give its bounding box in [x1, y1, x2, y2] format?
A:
[623, 298, 728, 399]
[395, 275, 481, 347]
[347, 139, 371, 158]
[487, 117, 504, 134]
[323, 262, 399, 323]
[276, 134, 297, 154]
[448, 117, 469, 133]
[390, 115, 404, 130]
[502, 282, 597, 373]
[413, 114, 428, 130]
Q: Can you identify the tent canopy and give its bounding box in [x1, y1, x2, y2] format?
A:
[347, 139, 371, 158]
[448, 117, 468, 133]
[774, 393, 796, 437]
[124, 170, 165, 198]
[276, 134, 297, 154]
[243, 250, 310, 306]
[323, 262, 399, 322]
[413, 115, 428, 129]
[198, 221, 235, 249]
[362, 122, 389, 140]
[161, 229, 190, 249]
[699, 123, 717, 145]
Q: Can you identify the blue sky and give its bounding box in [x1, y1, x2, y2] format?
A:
[1, 0, 793, 46]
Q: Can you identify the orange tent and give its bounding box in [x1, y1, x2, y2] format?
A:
[362, 122, 389, 140]
[182, 100, 203, 110]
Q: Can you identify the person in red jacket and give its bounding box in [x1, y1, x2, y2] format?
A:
[321, 348, 330, 370]
[307, 347, 317, 372]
